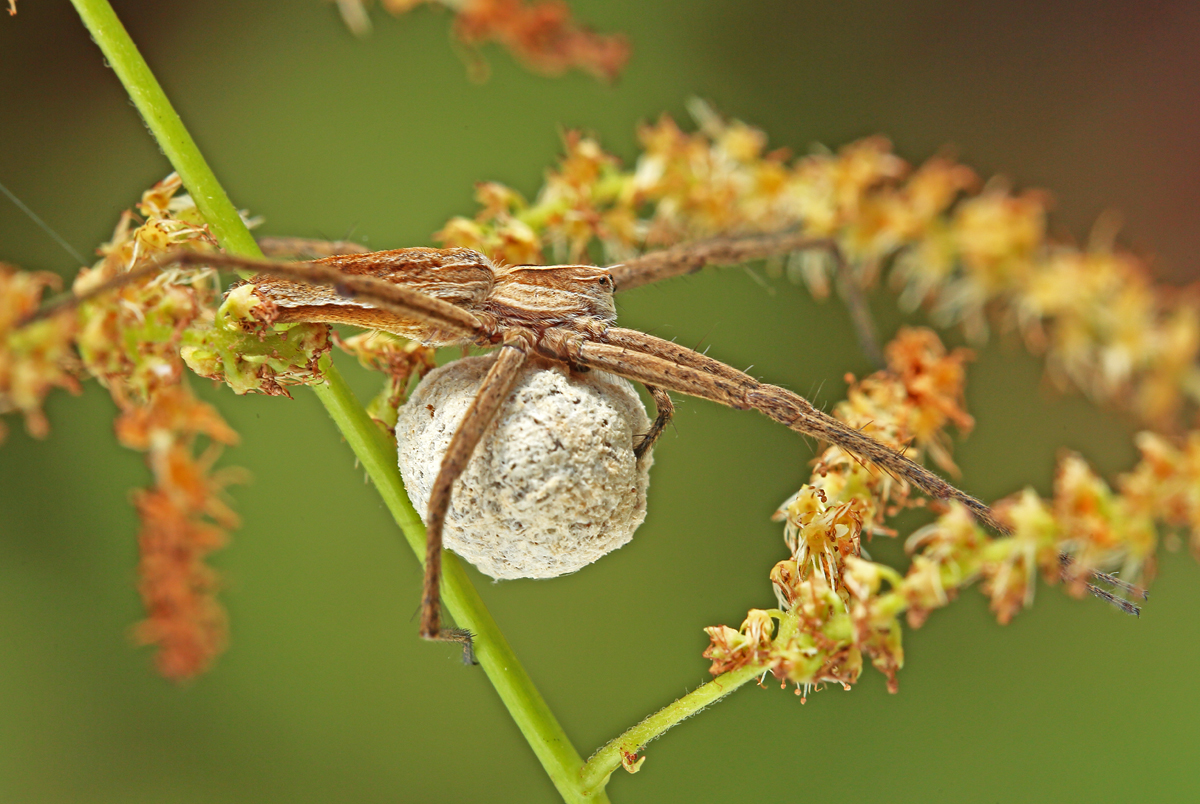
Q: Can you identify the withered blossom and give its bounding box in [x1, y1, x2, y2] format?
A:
[335, 0, 630, 81]
[438, 106, 1200, 430]
[1121, 432, 1200, 557]
[117, 386, 245, 681]
[0, 265, 80, 441]
[703, 323, 1176, 700]
[72, 174, 221, 405]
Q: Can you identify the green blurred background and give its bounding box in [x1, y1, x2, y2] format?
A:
[3, 1, 1199, 801]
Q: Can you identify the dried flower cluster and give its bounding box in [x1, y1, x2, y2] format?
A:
[116, 386, 245, 680]
[2, 176, 339, 679]
[700, 327, 973, 697]
[68, 176, 245, 680]
[780, 328, 975, 543]
[332, 0, 629, 81]
[436, 102, 1200, 430]
[71, 177, 222, 403]
[0, 265, 79, 441]
[704, 326, 1180, 700]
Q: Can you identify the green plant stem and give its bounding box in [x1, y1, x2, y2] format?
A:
[580, 661, 766, 792]
[310, 365, 603, 803]
[582, 610, 797, 791]
[69, 0, 260, 259]
[69, 2, 603, 801]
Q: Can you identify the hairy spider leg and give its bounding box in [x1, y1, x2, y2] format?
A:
[609, 233, 883, 367]
[39, 250, 491, 344]
[556, 327, 1009, 533]
[606, 232, 835, 291]
[419, 343, 528, 660]
[178, 251, 492, 342]
[635, 385, 674, 460]
[553, 328, 1145, 609]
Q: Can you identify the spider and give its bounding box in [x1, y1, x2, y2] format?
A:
[48, 231, 1140, 655]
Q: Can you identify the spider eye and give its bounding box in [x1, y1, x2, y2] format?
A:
[600, 275, 614, 292]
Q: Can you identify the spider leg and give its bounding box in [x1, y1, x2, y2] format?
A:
[604, 328, 1146, 611]
[829, 243, 885, 370]
[419, 343, 528, 662]
[257, 236, 371, 259]
[635, 384, 673, 460]
[609, 234, 886, 367]
[28, 250, 491, 344]
[180, 251, 491, 341]
[608, 232, 834, 292]
[1059, 554, 1147, 615]
[552, 327, 1008, 535]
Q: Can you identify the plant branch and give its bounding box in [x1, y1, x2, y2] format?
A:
[69, 0, 260, 259]
[580, 661, 768, 792]
[581, 609, 801, 791]
[68, 2, 602, 801]
[311, 365, 603, 803]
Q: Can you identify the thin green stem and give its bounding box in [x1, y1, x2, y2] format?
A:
[581, 610, 797, 792]
[580, 662, 767, 792]
[69, 0, 260, 259]
[69, 3, 602, 801]
[311, 365, 603, 803]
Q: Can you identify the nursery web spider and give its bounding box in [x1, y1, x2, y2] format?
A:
[52, 231, 1141, 655]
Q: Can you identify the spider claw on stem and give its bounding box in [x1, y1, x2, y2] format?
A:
[449, 629, 478, 666]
